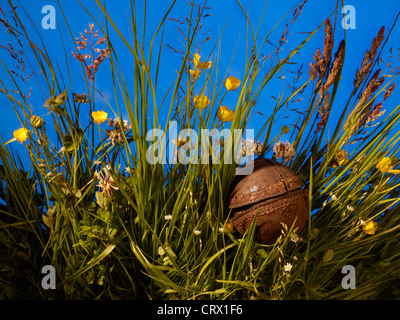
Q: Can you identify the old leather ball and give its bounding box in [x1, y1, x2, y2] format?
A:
[229, 158, 309, 244]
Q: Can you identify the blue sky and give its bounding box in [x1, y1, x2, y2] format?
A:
[1, 0, 400, 167]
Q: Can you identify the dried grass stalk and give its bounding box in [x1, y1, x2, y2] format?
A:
[343, 69, 385, 142]
[353, 26, 385, 92]
[319, 40, 345, 99]
[309, 19, 333, 86]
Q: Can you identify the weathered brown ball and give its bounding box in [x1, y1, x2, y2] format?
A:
[229, 158, 309, 244]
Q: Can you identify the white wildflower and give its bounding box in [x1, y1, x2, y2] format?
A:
[193, 229, 201, 236]
[242, 139, 255, 157]
[273, 140, 296, 162]
[164, 215, 172, 220]
[240, 139, 263, 157]
[107, 117, 131, 145]
[290, 233, 300, 243]
[283, 263, 293, 273]
[95, 167, 119, 196]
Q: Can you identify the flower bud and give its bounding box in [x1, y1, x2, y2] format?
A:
[30, 115, 44, 129]
[73, 93, 89, 103]
[281, 125, 290, 134]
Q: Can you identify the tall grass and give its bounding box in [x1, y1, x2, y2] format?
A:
[1, 0, 400, 299]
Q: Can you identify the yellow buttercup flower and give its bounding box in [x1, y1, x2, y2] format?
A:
[376, 157, 400, 174]
[193, 53, 212, 70]
[92, 110, 108, 124]
[217, 106, 234, 122]
[189, 69, 202, 80]
[13, 128, 29, 143]
[194, 95, 210, 110]
[225, 76, 241, 91]
[362, 220, 378, 235]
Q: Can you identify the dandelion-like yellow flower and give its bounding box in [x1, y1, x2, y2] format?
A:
[92, 110, 108, 124]
[362, 220, 378, 235]
[217, 106, 234, 122]
[193, 53, 212, 70]
[376, 157, 400, 174]
[224, 76, 241, 91]
[13, 128, 29, 143]
[194, 95, 210, 110]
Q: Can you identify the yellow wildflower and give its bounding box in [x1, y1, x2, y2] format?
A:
[376, 157, 400, 174]
[194, 95, 210, 110]
[189, 69, 202, 79]
[217, 106, 234, 122]
[13, 128, 29, 143]
[332, 149, 348, 168]
[172, 136, 190, 148]
[92, 110, 108, 124]
[362, 220, 378, 235]
[193, 53, 212, 70]
[225, 76, 241, 91]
